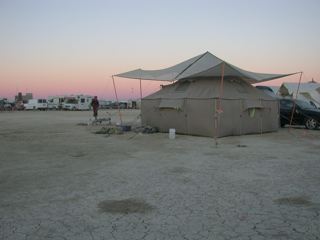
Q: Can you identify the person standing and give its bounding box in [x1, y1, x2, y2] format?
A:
[91, 96, 99, 120]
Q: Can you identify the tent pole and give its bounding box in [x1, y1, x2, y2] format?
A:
[140, 79, 142, 100]
[112, 75, 123, 125]
[214, 62, 225, 142]
[288, 71, 302, 132]
[140, 79, 142, 126]
[239, 99, 242, 136]
[185, 98, 187, 135]
[260, 99, 263, 134]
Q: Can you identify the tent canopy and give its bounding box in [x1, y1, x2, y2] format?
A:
[114, 52, 298, 84]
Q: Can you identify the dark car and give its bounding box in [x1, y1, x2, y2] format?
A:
[255, 86, 281, 99]
[280, 99, 320, 130]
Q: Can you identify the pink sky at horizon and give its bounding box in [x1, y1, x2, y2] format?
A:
[0, 58, 313, 102]
[1, 0, 319, 102]
[1, 72, 306, 103]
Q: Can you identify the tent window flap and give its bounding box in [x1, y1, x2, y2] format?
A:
[242, 100, 264, 111]
[158, 99, 185, 110]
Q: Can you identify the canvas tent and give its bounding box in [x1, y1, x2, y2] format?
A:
[114, 52, 298, 138]
[279, 82, 320, 108]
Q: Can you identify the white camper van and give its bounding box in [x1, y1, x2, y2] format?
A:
[47, 95, 66, 110]
[24, 99, 48, 110]
[61, 95, 93, 110]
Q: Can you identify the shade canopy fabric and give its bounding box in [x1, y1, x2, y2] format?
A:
[114, 52, 298, 84]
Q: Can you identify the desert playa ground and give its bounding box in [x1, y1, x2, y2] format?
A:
[0, 109, 320, 240]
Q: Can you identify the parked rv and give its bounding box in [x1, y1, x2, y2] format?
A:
[24, 99, 48, 111]
[61, 95, 93, 110]
[48, 96, 66, 110]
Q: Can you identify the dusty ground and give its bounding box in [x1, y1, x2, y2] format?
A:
[0, 109, 320, 240]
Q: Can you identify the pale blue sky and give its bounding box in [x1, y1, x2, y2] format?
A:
[1, 0, 319, 101]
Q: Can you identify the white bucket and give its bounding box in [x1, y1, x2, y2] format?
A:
[169, 128, 176, 139]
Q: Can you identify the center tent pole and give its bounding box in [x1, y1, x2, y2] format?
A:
[214, 62, 225, 144]
[112, 75, 123, 125]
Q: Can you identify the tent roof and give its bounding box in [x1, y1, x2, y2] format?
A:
[144, 77, 277, 101]
[114, 51, 299, 84]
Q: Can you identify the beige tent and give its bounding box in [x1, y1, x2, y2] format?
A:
[115, 52, 298, 137]
[140, 77, 279, 137]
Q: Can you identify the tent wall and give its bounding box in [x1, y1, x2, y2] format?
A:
[241, 107, 263, 134]
[141, 99, 162, 128]
[186, 99, 215, 137]
[218, 100, 242, 137]
[159, 108, 186, 133]
[141, 98, 279, 138]
[260, 100, 279, 132]
[141, 78, 279, 138]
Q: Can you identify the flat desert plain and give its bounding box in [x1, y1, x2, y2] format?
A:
[0, 109, 320, 240]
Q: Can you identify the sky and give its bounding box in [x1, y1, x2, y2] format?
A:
[1, 0, 320, 102]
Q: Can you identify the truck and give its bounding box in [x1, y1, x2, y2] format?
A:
[61, 95, 94, 110]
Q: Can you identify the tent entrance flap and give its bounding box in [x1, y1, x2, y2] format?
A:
[158, 99, 185, 110]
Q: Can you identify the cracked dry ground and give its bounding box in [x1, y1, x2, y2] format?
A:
[0, 110, 320, 240]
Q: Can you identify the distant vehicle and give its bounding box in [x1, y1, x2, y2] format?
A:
[61, 95, 93, 110]
[14, 102, 24, 111]
[2, 103, 13, 110]
[24, 99, 48, 111]
[280, 99, 320, 130]
[98, 100, 112, 109]
[127, 99, 139, 109]
[255, 86, 281, 99]
[48, 96, 66, 110]
[0, 98, 9, 111]
[107, 102, 126, 109]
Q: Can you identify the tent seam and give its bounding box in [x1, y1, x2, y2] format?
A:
[174, 52, 209, 80]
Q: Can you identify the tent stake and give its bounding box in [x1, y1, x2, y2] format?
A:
[288, 71, 303, 132]
[112, 75, 123, 125]
[214, 62, 225, 142]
